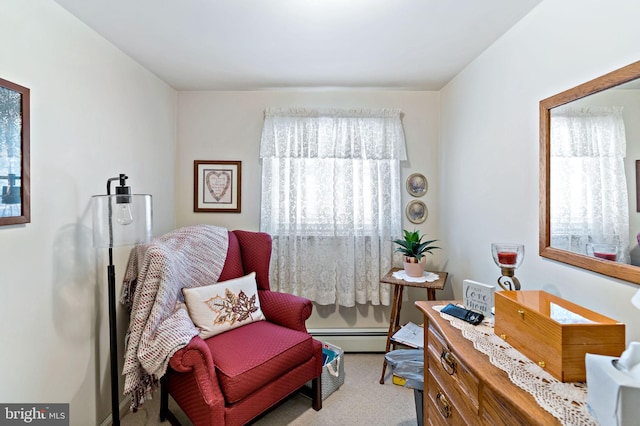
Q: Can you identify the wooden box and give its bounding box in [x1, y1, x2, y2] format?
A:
[494, 290, 625, 382]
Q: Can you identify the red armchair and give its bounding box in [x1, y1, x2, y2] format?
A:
[160, 230, 323, 425]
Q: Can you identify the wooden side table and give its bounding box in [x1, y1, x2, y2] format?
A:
[379, 267, 448, 384]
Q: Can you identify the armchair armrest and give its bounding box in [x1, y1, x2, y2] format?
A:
[258, 290, 313, 332]
[169, 336, 223, 407]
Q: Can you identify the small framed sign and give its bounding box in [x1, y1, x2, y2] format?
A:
[194, 160, 241, 213]
[462, 279, 495, 322]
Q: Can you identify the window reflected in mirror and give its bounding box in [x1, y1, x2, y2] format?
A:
[550, 104, 629, 264]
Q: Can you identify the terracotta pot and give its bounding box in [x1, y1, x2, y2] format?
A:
[403, 256, 426, 277]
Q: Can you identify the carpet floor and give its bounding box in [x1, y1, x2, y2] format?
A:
[121, 353, 420, 426]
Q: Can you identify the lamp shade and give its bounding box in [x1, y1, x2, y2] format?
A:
[92, 193, 152, 248]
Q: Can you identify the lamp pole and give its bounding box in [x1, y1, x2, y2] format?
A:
[107, 257, 119, 426]
[93, 174, 151, 426]
[105, 174, 129, 426]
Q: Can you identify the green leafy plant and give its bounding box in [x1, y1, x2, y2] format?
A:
[393, 229, 440, 262]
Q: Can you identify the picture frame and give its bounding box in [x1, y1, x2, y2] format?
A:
[0, 77, 30, 226]
[406, 200, 427, 224]
[406, 173, 427, 197]
[194, 160, 241, 213]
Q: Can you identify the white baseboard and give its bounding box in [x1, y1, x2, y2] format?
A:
[309, 328, 387, 352]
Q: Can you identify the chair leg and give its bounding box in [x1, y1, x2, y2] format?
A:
[311, 376, 322, 411]
[160, 377, 169, 422]
[160, 376, 181, 425]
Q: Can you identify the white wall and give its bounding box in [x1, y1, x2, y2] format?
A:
[176, 90, 448, 329]
[440, 0, 640, 343]
[0, 1, 177, 424]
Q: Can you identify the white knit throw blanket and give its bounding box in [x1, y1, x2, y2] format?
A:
[120, 224, 229, 411]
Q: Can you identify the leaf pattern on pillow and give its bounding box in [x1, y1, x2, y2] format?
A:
[205, 288, 259, 326]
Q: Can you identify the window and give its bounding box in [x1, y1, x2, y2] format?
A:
[260, 108, 407, 306]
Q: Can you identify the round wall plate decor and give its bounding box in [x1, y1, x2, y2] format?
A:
[406, 200, 428, 224]
[406, 173, 428, 197]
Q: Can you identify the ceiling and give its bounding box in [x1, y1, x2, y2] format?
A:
[54, 0, 543, 91]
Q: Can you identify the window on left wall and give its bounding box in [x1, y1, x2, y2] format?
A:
[260, 108, 407, 307]
[0, 77, 30, 226]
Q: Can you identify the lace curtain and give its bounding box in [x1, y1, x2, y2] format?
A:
[260, 108, 407, 306]
[550, 107, 630, 263]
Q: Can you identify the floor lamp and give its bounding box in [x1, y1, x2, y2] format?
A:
[92, 174, 152, 426]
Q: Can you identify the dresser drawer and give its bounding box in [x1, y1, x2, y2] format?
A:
[427, 324, 479, 413]
[427, 370, 474, 425]
[481, 385, 537, 426]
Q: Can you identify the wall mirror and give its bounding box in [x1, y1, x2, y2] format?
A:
[540, 60, 640, 284]
[0, 77, 30, 226]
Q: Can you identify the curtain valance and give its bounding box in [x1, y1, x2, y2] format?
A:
[551, 107, 626, 158]
[260, 108, 407, 160]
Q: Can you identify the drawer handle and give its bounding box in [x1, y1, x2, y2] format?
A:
[518, 309, 525, 319]
[436, 391, 452, 418]
[538, 361, 546, 368]
[440, 350, 457, 375]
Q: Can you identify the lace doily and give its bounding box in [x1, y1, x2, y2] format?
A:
[433, 305, 596, 426]
[392, 270, 439, 283]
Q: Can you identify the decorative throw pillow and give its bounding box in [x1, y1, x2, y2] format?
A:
[182, 272, 265, 339]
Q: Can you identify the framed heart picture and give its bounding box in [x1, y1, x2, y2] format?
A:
[194, 160, 241, 213]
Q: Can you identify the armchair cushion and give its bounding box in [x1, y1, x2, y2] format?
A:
[182, 272, 265, 339]
[205, 320, 316, 404]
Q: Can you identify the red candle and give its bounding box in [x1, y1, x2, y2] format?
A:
[594, 251, 617, 261]
[498, 251, 518, 265]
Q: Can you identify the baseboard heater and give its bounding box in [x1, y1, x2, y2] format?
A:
[308, 328, 387, 352]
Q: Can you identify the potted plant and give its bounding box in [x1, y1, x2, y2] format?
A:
[393, 230, 440, 277]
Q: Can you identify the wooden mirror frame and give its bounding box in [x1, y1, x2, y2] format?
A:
[0, 77, 30, 226]
[540, 60, 640, 284]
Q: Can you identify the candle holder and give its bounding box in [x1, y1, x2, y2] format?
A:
[585, 243, 619, 262]
[491, 243, 524, 291]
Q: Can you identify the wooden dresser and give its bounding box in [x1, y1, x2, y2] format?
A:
[415, 300, 560, 425]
